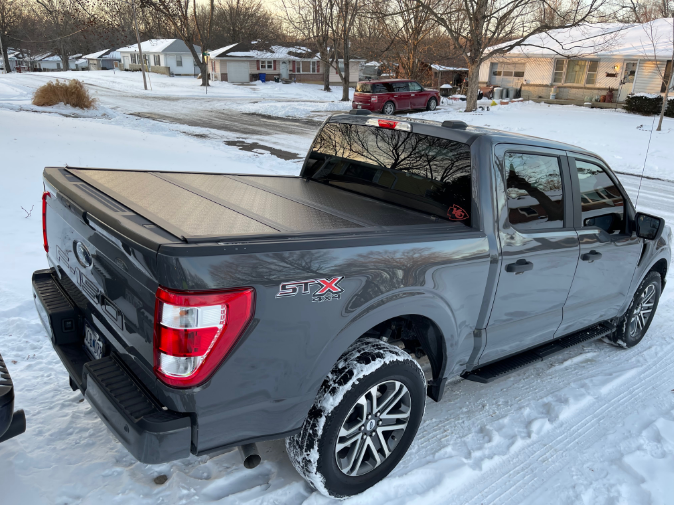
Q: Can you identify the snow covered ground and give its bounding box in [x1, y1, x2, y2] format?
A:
[1, 72, 674, 504]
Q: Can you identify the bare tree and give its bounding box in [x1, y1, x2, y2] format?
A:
[212, 0, 283, 47]
[141, 0, 214, 86]
[332, 0, 362, 100]
[35, 0, 93, 71]
[0, 0, 21, 72]
[413, 0, 609, 112]
[281, 0, 336, 91]
[370, 0, 441, 81]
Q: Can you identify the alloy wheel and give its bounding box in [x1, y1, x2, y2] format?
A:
[629, 283, 656, 338]
[334, 380, 411, 477]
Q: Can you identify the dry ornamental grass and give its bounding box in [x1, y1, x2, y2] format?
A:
[32, 79, 97, 109]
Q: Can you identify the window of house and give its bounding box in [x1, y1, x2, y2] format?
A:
[564, 60, 587, 84]
[574, 159, 625, 234]
[154, 55, 161, 66]
[554, 59, 599, 85]
[585, 61, 598, 85]
[56, 62, 61, 70]
[176, 55, 183, 67]
[260, 60, 273, 70]
[338, 61, 345, 73]
[553, 60, 565, 83]
[300, 61, 317, 73]
[505, 153, 565, 230]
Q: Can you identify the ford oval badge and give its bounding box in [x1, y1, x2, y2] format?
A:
[74, 241, 93, 268]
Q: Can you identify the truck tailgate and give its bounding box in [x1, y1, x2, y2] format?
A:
[63, 168, 439, 242]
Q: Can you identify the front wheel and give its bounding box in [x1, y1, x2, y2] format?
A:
[382, 101, 395, 115]
[610, 271, 661, 348]
[426, 97, 437, 111]
[286, 338, 426, 498]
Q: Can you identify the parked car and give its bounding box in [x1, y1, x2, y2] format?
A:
[352, 79, 441, 114]
[33, 110, 669, 498]
[0, 353, 26, 444]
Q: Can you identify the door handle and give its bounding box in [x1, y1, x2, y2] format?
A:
[505, 259, 534, 274]
[581, 250, 602, 262]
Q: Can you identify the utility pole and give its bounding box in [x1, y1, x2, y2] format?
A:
[131, 0, 147, 90]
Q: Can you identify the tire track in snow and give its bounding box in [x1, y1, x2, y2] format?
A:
[456, 330, 674, 505]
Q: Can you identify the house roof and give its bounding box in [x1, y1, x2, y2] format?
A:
[490, 18, 674, 59]
[83, 48, 120, 60]
[117, 39, 200, 54]
[211, 41, 365, 61]
[431, 64, 468, 71]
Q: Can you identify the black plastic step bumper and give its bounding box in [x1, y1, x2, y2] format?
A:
[0, 353, 26, 443]
[84, 356, 191, 463]
[32, 268, 192, 463]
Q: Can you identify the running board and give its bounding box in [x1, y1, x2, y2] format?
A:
[462, 323, 613, 383]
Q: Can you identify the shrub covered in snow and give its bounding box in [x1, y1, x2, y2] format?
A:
[624, 94, 674, 117]
[32, 79, 97, 110]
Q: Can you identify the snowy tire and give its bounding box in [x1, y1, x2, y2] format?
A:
[382, 102, 395, 115]
[285, 338, 426, 499]
[426, 97, 437, 111]
[610, 271, 661, 348]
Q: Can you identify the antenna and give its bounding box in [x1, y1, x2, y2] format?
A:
[635, 114, 657, 209]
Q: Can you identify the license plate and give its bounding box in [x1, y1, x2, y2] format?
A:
[84, 324, 107, 360]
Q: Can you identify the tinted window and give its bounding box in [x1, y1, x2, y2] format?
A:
[305, 123, 472, 223]
[409, 82, 423, 92]
[356, 82, 371, 93]
[575, 159, 624, 233]
[505, 153, 564, 230]
[372, 83, 393, 93]
[392, 82, 409, 92]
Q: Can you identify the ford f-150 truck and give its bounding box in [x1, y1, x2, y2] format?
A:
[32, 110, 670, 498]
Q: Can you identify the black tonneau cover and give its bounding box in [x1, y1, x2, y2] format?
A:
[63, 168, 438, 243]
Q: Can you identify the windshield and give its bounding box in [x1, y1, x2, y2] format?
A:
[303, 123, 472, 224]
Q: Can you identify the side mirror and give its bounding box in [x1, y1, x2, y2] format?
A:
[636, 212, 664, 240]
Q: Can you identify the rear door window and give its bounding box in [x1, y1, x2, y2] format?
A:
[505, 153, 565, 231]
[392, 82, 410, 92]
[304, 122, 472, 224]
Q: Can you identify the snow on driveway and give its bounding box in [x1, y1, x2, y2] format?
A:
[1, 77, 674, 504]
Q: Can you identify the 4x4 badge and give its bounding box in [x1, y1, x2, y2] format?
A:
[276, 276, 345, 302]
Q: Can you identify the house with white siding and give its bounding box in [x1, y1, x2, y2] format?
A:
[118, 39, 200, 76]
[208, 42, 364, 85]
[479, 19, 674, 103]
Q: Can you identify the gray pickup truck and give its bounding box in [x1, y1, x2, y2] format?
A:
[32, 111, 670, 498]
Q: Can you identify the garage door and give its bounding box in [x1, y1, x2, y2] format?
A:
[228, 61, 250, 83]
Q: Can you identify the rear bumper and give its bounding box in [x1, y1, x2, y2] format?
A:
[352, 101, 379, 111]
[0, 353, 26, 443]
[32, 268, 192, 463]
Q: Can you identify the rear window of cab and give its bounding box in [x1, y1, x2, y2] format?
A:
[356, 82, 394, 93]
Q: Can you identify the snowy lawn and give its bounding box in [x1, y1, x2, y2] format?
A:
[1, 76, 674, 504]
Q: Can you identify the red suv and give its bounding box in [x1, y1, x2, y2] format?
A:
[352, 79, 440, 115]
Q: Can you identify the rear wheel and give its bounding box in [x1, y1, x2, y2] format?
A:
[426, 97, 437, 111]
[382, 101, 395, 115]
[610, 271, 661, 348]
[286, 338, 426, 498]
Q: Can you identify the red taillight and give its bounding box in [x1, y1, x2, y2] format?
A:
[42, 191, 51, 253]
[153, 286, 255, 388]
[378, 119, 397, 129]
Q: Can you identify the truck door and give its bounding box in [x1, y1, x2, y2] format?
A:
[555, 154, 642, 336]
[480, 145, 579, 365]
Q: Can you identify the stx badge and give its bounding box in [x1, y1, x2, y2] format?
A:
[276, 276, 345, 302]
